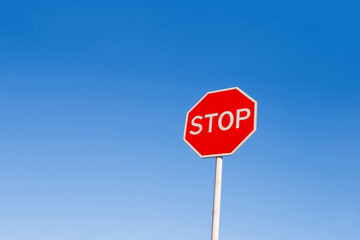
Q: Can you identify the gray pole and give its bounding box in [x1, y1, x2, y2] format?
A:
[211, 156, 223, 240]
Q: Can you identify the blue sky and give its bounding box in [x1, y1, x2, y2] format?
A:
[0, 1, 359, 239]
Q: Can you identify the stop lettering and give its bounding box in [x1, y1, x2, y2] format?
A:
[189, 108, 251, 135]
[183, 87, 257, 158]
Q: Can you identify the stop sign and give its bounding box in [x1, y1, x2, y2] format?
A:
[183, 87, 257, 158]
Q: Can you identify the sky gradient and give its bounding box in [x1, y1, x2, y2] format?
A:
[1, 1, 359, 239]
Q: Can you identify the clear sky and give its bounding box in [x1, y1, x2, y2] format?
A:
[1, 1, 359, 239]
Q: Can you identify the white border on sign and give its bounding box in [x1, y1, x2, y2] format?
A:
[183, 87, 257, 158]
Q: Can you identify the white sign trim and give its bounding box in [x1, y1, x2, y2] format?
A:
[183, 87, 257, 158]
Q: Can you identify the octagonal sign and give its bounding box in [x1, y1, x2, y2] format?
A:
[184, 87, 257, 158]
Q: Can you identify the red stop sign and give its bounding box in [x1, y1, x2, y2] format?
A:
[183, 87, 257, 158]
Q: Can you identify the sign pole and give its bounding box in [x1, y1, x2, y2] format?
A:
[183, 87, 257, 239]
[211, 156, 223, 240]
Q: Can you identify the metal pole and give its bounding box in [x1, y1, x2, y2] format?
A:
[211, 156, 223, 240]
